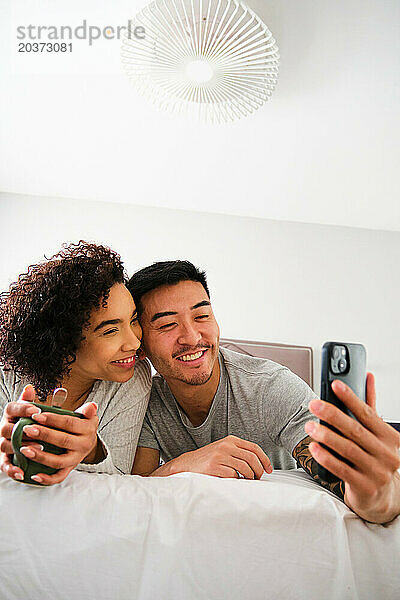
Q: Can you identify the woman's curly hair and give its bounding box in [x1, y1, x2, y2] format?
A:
[0, 241, 127, 399]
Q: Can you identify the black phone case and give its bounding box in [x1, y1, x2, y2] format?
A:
[318, 342, 366, 483]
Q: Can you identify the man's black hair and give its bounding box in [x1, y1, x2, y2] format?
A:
[128, 260, 210, 315]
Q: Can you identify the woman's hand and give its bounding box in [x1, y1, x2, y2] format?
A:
[0, 384, 101, 485]
[21, 400, 100, 485]
[0, 385, 42, 481]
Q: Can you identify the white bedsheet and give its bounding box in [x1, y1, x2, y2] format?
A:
[0, 469, 398, 600]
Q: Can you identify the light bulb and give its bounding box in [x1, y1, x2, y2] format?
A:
[185, 59, 214, 83]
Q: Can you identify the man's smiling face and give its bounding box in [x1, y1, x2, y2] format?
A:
[139, 280, 220, 386]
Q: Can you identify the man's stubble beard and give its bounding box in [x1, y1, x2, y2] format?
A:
[149, 347, 217, 386]
[176, 369, 214, 386]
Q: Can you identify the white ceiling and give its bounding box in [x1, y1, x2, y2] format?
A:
[0, 0, 399, 231]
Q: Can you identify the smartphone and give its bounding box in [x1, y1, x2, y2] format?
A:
[318, 341, 367, 483]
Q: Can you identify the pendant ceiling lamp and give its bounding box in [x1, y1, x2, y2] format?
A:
[121, 0, 280, 123]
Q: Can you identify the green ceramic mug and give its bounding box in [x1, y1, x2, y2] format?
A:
[11, 402, 85, 486]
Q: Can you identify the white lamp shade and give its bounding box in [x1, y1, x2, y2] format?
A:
[121, 0, 280, 123]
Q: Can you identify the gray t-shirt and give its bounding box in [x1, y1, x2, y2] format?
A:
[0, 360, 152, 475]
[138, 347, 318, 470]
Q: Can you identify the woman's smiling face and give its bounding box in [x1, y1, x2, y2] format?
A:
[70, 283, 142, 384]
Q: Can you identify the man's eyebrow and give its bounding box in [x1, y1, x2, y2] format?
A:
[150, 301, 211, 323]
[150, 311, 177, 323]
[93, 310, 137, 332]
[191, 300, 211, 310]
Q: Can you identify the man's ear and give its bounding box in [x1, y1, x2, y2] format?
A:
[137, 347, 147, 360]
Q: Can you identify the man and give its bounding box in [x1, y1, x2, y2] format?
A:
[129, 261, 400, 524]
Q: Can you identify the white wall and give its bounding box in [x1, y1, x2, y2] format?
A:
[1, 0, 399, 231]
[1, 192, 399, 420]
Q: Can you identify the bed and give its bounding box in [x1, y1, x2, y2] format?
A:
[0, 339, 399, 599]
[0, 469, 399, 600]
[219, 338, 314, 387]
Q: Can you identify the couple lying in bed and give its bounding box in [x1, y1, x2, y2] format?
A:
[0, 241, 399, 524]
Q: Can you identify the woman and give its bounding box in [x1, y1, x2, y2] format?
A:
[0, 241, 151, 485]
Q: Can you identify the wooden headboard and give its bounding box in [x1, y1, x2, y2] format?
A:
[219, 338, 313, 388]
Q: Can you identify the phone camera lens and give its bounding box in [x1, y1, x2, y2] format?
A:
[332, 347, 340, 359]
[338, 358, 347, 372]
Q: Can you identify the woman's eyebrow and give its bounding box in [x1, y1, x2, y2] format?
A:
[93, 319, 121, 332]
[93, 310, 137, 332]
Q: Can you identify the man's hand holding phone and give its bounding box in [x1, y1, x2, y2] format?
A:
[306, 374, 400, 524]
